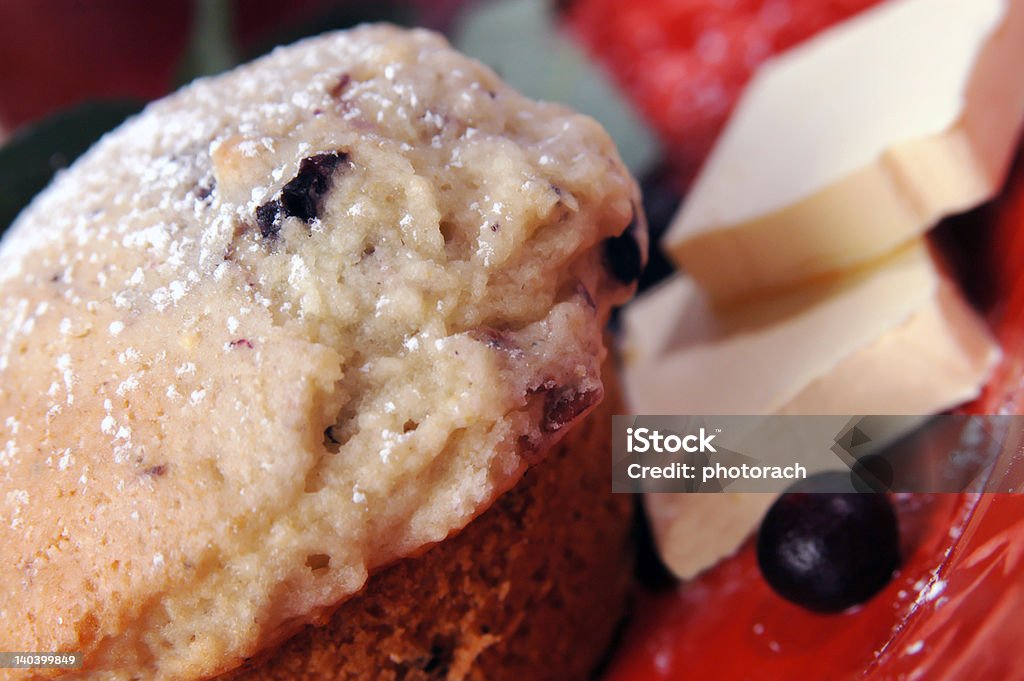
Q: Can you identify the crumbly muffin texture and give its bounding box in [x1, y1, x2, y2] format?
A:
[218, 356, 633, 681]
[0, 25, 641, 681]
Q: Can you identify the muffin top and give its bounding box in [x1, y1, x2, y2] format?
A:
[0, 24, 641, 680]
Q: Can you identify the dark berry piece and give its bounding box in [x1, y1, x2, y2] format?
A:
[329, 72, 351, 98]
[636, 162, 682, 292]
[195, 179, 215, 201]
[280, 151, 347, 222]
[255, 200, 281, 239]
[603, 206, 645, 284]
[756, 493, 901, 613]
[541, 385, 601, 433]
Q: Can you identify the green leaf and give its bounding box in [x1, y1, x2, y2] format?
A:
[453, 0, 657, 175]
[176, 0, 240, 86]
[0, 100, 143, 235]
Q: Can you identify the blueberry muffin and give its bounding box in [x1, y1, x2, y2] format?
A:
[0, 25, 643, 680]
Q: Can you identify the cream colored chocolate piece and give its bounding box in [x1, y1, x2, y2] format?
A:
[626, 240, 998, 579]
[664, 0, 1024, 304]
[623, 241, 998, 417]
[0, 26, 640, 680]
[645, 493, 776, 580]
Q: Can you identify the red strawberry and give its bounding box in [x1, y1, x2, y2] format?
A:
[564, 0, 883, 188]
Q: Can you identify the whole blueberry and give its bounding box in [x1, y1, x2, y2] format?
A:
[756, 493, 901, 613]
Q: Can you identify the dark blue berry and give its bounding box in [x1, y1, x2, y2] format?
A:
[756, 493, 901, 613]
[255, 200, 281, 239]
[280, 151, 347, 222]
[603, 205, 645, 285]
[636, 162, 680, 292]
[253, 152, 348, 242]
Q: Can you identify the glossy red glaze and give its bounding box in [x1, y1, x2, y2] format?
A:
[603, 495, 978, 681]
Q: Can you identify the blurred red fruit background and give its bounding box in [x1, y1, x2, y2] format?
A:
[0, 0, 473, 134]
[565, 0, 883, 185]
